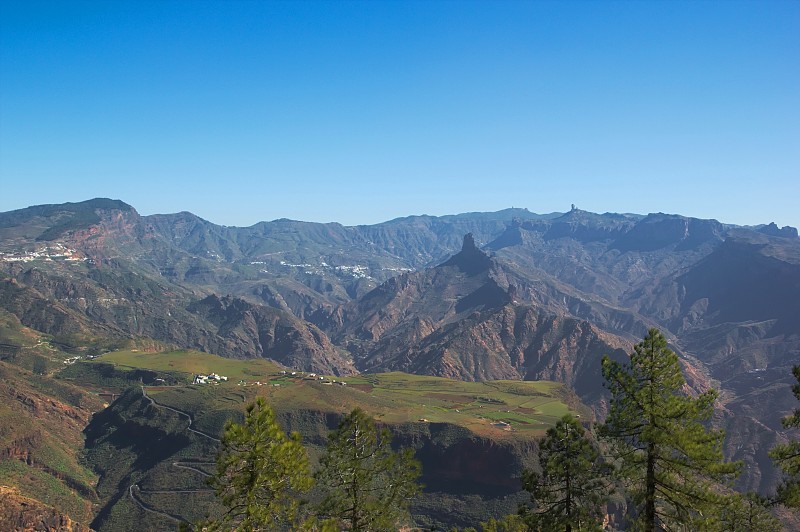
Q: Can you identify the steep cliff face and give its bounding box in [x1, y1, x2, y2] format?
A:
[0, 199, 135, 243]
[630, 234, 800, 339]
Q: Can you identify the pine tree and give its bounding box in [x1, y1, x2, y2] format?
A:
[718, 492, 781, 531]
[205, 397, 313, 531]
[599, 328, 740, 531]
[315, 407, 422, 531]
[769, 365, 800, 508]
[520, 414, 613, 531]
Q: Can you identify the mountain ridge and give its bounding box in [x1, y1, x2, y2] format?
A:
[1, 198, 799, 498]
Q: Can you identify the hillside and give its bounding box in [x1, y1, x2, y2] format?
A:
[1, 198, 799, 501]
[73, 351, 581, 530]
[0, 358, 104, 529]
[326, 234, 635, 415]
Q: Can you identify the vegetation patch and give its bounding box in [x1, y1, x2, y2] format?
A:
[92, 349, 281, 382]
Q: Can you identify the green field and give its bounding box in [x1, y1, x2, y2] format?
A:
[93, 349, 577, 439]
[93, 349, 281, 382]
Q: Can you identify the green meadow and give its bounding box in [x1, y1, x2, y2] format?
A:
[91, 349, 578, 439]
[93, 349, 282, 381]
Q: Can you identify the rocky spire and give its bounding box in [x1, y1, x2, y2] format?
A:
[462, 233, 477, 252]
[440, 233, 492, 275]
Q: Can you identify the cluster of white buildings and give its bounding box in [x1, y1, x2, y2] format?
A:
[231, 370, 349, 387]
[277, 260, 377, 280]
[193, 372, 228, 385]
[250, 259, 413, 281]
[278, 370, 347, 386]
[0, 243, 85, 263]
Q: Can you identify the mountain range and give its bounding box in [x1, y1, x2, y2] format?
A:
[1, 198, 799, 517]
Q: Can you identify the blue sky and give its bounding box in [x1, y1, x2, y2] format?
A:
[1, 1, 798, 228]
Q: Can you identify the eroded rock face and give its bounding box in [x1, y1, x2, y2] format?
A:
[187, 294, 356, 375]
[0, 486, 92, 532]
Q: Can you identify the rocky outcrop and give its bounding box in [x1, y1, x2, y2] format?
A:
[440, 233, 493, 275]
[758, 222, 799, 239]
[0, 487, 91, 532]
[0, 363, 103, 528]
[327, 236, 638, 414]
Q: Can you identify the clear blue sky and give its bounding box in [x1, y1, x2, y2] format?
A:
[1, 1, 798, 228]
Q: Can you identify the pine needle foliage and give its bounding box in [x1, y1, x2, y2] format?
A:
[314, 407, 422, 531]
[520, 414, 613, 532]
[599, 328, 740, 531]
[769, 365, 800, 508]
[479, 513, 529, 531]
[205, 397, 313, 531]
[718, 492, 781, 531]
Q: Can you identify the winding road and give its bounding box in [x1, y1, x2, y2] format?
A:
[140, 385, 221, 443]
[126, 386, 221, 523]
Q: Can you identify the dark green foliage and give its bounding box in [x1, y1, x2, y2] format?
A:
[58, 362, 184, 390]
[718, 492, 781, 531]
[31, 355, 48, 375]
[204, 397, 313, 530]
[520, 414, 612, 532]
[315, 407, 422, 531]
[479, 513, 529, 531]
[599, 328, 740, 531]
[769, 365, 800, 508]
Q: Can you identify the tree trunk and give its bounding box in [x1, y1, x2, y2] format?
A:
[645, 441, 656, 532]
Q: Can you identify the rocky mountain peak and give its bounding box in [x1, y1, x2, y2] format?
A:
[439, 233, 493, 275]
[462, 232, 477, 251]
[758, 222, 799, 239]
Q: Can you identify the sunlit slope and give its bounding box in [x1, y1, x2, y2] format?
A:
[0, 361, 104, 528]
[86, 348, 583, 439]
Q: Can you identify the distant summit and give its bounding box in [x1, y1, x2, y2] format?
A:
[0, 198, 137, 242]
[757, 222, 798, 239]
